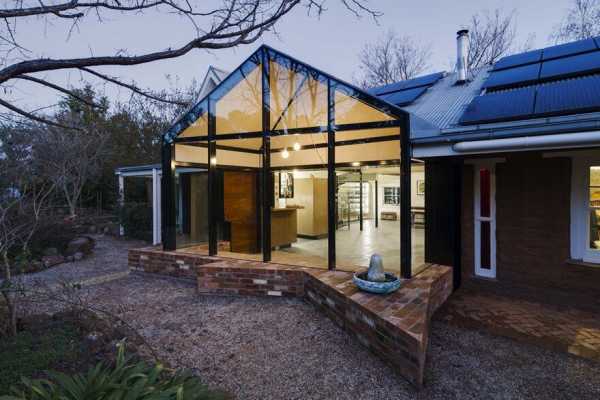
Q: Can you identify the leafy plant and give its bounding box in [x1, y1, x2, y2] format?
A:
[2, 344, 228, 400]
[118, 202, 152, 242]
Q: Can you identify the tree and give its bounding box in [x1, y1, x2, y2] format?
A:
[552, 0, 600, 43]
[0, 125, 55, 336]
[466, 8, 518, 70]
[33, 87, 111, 217]
[0, 0, 379, 127]
[356, 30, 431, 88]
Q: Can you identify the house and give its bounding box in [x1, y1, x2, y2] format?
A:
[121, 31, 600, 309]
[122, 31, 600, 386]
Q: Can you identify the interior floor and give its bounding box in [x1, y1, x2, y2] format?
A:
[177, 220, 426, 275]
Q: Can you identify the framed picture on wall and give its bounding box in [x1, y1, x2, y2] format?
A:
[417, 180, 425, 196]
[279, 172, 294, 198]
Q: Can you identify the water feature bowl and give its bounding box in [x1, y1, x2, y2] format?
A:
[353, 271, 401, 294]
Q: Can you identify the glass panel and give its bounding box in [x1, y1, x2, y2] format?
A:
[269, 59, 327, 130]
[334, 88, 394, 125]
[215, 62, 262, 135]
[175, 170, 209, 250]
[270, 133, 328, 168]
[480, 221, 491, 269]
[271, 169, 329, 269]
[174, 138, 209, 252]
[174, 143, 208, 164]
[221, 168, 262, 258]
[589, 166, 600, 249]
[479, 168, 491, 218]
[214, 137, 261, 168]
[336, 164, 401, 273]
[179, 101, 208, 138]
[412, 162, 425, 271]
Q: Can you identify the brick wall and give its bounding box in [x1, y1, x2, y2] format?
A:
[303, 276, 425, 386]
[197, 263, 305, 297]
[461, 153, 600, 310]
[128, 248, 218, 280]
[129, 248, 453, 389]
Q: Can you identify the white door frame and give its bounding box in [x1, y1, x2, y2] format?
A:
[473, 162, 497, 278]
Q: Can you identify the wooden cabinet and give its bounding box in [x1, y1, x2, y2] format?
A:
[223, 171, 259, 253]
[293, 176, 328, 238]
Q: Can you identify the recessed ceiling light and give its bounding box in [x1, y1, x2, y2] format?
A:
[351, 161, 360, 167]
[293, 142, 301, 151]
[210, 157, 217, 166]
[282, 148, 290, 159]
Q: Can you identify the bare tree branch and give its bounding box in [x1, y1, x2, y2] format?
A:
[14, 75, 103, 108]
[79, 67, 189, 106]
[355, 30, 431, 88]
[552, 0, 600, 43]
[467, 8, 517, 70]
[0, 98, 79, 129]
[0, 0, 381, 125]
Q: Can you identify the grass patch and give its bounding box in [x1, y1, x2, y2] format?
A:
[0, 318, 85, 395]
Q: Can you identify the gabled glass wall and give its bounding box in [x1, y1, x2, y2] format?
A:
[164, 46, 413, 278]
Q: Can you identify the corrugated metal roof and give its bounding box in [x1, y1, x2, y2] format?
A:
[397, 67, 490, 134]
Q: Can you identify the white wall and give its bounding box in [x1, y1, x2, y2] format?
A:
[376, 170, 425, 217]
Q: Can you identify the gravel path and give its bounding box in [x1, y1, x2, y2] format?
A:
[20, 235, 146, 287]
[57, 274, 600, 400]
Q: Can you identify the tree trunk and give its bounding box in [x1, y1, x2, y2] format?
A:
[2, 251, 17, 337]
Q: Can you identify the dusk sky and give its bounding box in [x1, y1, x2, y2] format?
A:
[12, 0, 572, 111]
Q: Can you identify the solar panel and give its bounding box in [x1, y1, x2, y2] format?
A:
[542, 37, 597, 60]
[540, 51, 600, 80]
[534, 74, 600, 115]
[493, 49, 543, 70]
[379, 86, 428, 106]
[371, 72, 444, 95]
[459, 87, 536, 124]
[482, 63, 540, 90]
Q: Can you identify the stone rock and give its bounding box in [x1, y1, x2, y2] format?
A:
[88, 225, 98, 234]
[42, 255, 65, 268]
[42, 247, 59, 256]
[66, 236, 95, 256]
[73, 252, 84, 261]
[367, 254, 386, 282]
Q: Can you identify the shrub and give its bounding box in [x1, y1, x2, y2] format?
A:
[3, 344, 228, 400]
[118, 202, 152, 242]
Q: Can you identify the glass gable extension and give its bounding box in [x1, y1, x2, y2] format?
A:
[162, 46, 417, 278]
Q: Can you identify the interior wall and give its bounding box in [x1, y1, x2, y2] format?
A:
[376, 169, 425, 216]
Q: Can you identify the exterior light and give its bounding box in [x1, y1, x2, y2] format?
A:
[210, 157, 217, 166]
[293, 142, 301, 151]
[352, 161, 360, 167]
[281, 148, 290, 159]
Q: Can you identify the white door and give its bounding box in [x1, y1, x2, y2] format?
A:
[474, 164, 496, 278]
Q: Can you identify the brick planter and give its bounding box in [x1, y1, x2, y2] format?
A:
[128, 247, 453, 388]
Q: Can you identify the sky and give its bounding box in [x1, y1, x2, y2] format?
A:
[9, 0, 573, 112]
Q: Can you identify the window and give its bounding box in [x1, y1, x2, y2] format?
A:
[570, 157, 600, 264]
[384, 187, 400, 205]
[589, 167, 600, 250]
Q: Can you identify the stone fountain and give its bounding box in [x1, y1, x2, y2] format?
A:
[352, 254, 401, 294]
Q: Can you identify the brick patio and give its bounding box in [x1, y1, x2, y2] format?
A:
[438, 283, 600, 362]
[128, 247, 453, 388]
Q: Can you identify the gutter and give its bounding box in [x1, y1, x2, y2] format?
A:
[452, 130, 600, 153]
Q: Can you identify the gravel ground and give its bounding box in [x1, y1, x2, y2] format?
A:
[45, 273, 600, 400]
[20, 234, 146, 287]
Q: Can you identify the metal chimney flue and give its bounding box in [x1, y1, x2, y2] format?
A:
[456, 29, 469, 84]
